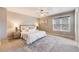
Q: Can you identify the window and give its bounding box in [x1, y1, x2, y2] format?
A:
[53, 16, 71, 32]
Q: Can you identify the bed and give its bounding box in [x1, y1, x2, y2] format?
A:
[20, 25, 47, 44]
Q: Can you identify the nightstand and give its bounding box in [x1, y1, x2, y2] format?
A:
[13, 31, 21, 39]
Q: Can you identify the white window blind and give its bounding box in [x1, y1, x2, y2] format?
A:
[52, 16, 71, 32]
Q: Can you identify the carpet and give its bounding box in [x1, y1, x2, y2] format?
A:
[8, 35, 79, 52]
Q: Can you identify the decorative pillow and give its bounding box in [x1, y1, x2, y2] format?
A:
[28, 26, 36, 33]
[29, 29, 36, 33]
[21, 25, 37, 33]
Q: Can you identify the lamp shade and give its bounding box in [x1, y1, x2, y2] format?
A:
[34, 22, 39, 27]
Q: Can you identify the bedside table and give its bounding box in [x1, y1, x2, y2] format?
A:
[13, 31, 21, 39]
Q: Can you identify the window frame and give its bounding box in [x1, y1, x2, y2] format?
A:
[52, 16, 71, 32]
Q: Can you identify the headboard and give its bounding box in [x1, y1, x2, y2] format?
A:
[19, 25, 36, 32]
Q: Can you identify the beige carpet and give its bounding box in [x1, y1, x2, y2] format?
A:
[0, 35, 79, 52]
[0, 39, 25, 51]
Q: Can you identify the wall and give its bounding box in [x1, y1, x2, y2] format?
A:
[75, 8, 79, 47]
[39, 11, 75, 40]
[78, 8, 79, 47]
[7, 11, 37, 32]
[0, 7, 7, 40]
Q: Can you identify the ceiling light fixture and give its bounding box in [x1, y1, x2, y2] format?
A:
[40, 9, 48, 17]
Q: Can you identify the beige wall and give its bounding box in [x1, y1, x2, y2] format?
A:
[0, 8, 38, 39]
[39, 11, 75, 40]
[0, 7, 7, 40]
[78, 8, 79, 46]
[78, 8, 79, 42]
[7, 11, 37, 32]
[75, 8, 79, 47]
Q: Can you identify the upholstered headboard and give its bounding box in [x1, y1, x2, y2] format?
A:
[19, 25, 36, 32]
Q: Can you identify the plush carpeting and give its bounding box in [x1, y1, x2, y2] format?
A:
[9, 35, 79, 52]
[0, 39, 25, 51]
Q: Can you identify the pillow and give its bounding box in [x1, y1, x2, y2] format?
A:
[29, 29, 36, 33]
[21, 25, 37, 33]
[22, 27, 29, 32]
[28, 26, 36, 33]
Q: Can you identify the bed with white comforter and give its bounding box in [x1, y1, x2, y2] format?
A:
[20, 25, 47, 44]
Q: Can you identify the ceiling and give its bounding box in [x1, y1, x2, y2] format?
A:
[6, 7, 76, 18]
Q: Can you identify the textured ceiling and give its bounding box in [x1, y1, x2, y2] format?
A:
[6, 7, 76, 18]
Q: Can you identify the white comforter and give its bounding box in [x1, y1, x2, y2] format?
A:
[21, 30, 47, 44]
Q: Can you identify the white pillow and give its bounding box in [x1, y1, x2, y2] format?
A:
[28, 26, 36, 33]
[29, 29, 36, 33]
